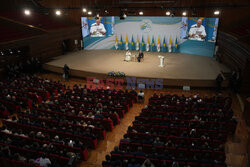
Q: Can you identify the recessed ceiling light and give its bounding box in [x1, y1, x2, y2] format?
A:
[166, 11, 171, 16]
[214, 10, 220, 15]
[24, 9, 31, 15]
[55, 10, 61, 16]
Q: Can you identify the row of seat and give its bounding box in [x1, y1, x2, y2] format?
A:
[0, 142, 70, 167]
[17, 112, 106, 140]
[0, 131, 88, 160]
[32, 106, 114, 131]
[0, 74, 136, 166]
[104, 94, 235, 167]
[3, 117, 97, 149]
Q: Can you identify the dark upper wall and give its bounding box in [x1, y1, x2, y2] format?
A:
[0, 0, 82, 65]
[0, 0, 82, 66]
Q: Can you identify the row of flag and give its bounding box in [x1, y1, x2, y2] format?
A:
[114, 35, 179, 52]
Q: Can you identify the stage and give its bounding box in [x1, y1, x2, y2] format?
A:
[43, 50, 230, 87]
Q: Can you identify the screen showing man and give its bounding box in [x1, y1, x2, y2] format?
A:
[90, 17, 106, 37]
[188, 19, 206, 41]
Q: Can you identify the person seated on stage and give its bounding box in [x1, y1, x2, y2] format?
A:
[124, 50, 131, 62]
[137, 51, 144, 62]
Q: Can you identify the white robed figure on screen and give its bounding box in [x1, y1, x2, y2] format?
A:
[188, 19, 206, 41]
[90, 17, 106, 37]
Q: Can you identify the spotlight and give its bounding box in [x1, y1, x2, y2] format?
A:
[82, 8, 87, 13]
[166, 11, 171, 16]
[88, 11, 92, 15]
[96, 13, 100, 17]
[182, 11, 187, 16]
[214, 10, 220, 15]
[139, 11, 143, 15]
[105, 10, 108, 14]
[24, 9, 31, 16]
[55, 10, 61, 16]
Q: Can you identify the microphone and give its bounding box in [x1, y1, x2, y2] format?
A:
[190, 26, 197, 29]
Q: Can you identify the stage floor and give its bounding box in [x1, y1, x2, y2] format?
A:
[44, 50, 230, 87]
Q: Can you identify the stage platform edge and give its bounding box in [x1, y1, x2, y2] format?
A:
[43, 63, 228, 88]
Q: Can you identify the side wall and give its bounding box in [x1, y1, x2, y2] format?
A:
[217, 31, 250, 93]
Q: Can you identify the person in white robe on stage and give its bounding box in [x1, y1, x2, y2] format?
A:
[125, 50, 131, 62]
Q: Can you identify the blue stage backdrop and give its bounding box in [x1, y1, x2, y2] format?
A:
[82, 16, 219, 57]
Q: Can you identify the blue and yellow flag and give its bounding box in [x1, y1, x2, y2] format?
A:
[162, 37, 167, 52]
[151, 36, 156, 52]
[174, 37, 178, 52]
[119, 35, 124, 50]
[140, 36, 145, 51]
[130, 35, 135, 50]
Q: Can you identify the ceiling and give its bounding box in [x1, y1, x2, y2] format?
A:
[36, 0, 249, 9]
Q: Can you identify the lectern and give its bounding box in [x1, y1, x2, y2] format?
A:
[158, 55, 165, 67]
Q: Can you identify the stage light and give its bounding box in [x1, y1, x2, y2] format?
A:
[166, 11, 171, 16]
[24, 9, 31, 16]
[214, 10, 220, 15]
[82, 8, 87, 13]
[139, 11, 143, 15]
[182, 11, 187, 16]
[96, 13, 100, 17]
[88, 11, 92, 15]
[55, 10, 61, 16]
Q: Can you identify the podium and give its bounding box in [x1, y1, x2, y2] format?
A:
[158, 55, 165, 67]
